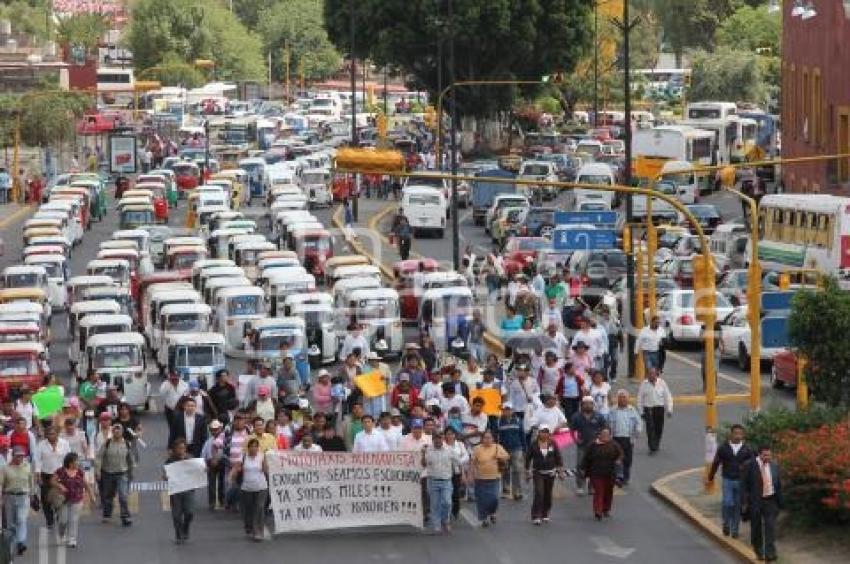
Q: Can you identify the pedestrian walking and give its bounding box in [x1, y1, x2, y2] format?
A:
[525, 425, 564, 525]
[607, 390, 641, 486]
[421, 431, 458, 535]
[581, 428, 624, 520]
[708, 424, 754, 538]
[470, 430, 509, 527]
[52, 452, 95, 548]
[34, 425, 70, 531]
[1, 446, 34, 555]
[741, 445, 782, 562]
[95, 424, 134, 527]
[201, 420, 227, 510]
[569, 397, 608, 495]
[636, 316, 666, 372]
[393, 215, 413, 261]
[232, 438, 268, 541]
[636, 368, 673, 454]
[165, 439, 195, 544]
[497, 402, 525, 500]
[442, 428, 468, 520]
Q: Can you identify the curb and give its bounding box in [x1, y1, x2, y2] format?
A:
[651, 468, 758, 564]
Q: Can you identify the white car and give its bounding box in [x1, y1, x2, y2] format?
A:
[717, 308, 784, 370]
[649, 289, 734, 345]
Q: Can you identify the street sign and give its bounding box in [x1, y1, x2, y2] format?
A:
[761, 291, 795, 311]
[554, 211, 618, 226]
[553, 228, 617, 251]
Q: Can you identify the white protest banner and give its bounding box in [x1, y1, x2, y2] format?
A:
[164, 458, 208, 495]
[267, 451, 423, 533]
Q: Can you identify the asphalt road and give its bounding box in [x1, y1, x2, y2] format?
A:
[0, 188, 761, 564]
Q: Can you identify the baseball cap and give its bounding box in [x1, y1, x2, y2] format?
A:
[538, 425, 552, 433]
[11, 446, 25, 456]
[367, 351, 381, 360]
[317, 369, 330, 378]
[390, 408, 401, 417]
[501, 402, 513, 410]
[582, 395, 594, 403]
[398, 373, 410, 382]
[210, 420, 223, 430]
[425, 398, 440, 408]
[516, 363, 530, 371]
[410, 418, 424, 428]
[99, 412, 112, 421]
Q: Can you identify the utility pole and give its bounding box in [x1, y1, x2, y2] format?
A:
[593, 2, 599, 127]
[448, 0, 459, 270]
[284, 40, 291, 101]
[349, 0, 359, 221]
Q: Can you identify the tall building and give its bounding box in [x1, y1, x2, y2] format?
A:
[781, 0, 850, 193]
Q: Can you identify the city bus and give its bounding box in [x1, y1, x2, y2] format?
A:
[683, 102, 759, 168]
[752, 194, 850, 274]
[631, 125, 715, 190]
[96, 67, 134, 107]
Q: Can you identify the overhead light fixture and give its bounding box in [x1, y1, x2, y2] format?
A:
[801, 2, 817, 19]
[791, 0, 806, 16]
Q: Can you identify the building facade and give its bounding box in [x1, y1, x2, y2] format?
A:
[781, 0, 850, 193]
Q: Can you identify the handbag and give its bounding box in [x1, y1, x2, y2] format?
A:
[46, 485, 66, 510]
[29, 494, 41, 513]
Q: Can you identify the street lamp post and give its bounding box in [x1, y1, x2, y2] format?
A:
[448, 0, 460, 270]
[349, 0, 359, 221]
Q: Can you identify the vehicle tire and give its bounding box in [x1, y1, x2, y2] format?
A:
[770, 365, 784, 389]
[738, 343, 751, 372]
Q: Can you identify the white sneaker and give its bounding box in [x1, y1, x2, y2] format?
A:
[532, 518, 542, 526]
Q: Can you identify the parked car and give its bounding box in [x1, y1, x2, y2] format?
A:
[685, 204, 722, 234]
[650, 289, 734, 346]
[717, 308, 786, 370]
[570, 249, 628, 305]
[518, 207, 558, 238]
[771, 348, 799, 389]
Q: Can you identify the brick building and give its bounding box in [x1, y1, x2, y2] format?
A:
[781, 0, 850, 193]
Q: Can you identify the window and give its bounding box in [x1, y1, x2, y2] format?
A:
[802, 68, 810, 142]
[839, 107, 850, 183]
[813, 69, 823, 147]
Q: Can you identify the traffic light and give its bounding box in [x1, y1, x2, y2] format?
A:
[423, 106, 437, 129]
[693, 254, 717, 324]
[334, 148, 405, 173]
[376, 114, 387, 139]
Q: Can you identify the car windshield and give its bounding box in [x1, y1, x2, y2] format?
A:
[176, 345, 222, 367]
[302, 172, 327, 184]
[408, 194, 441, 206]
[681, 292, 731, 308]
[357, 298, 399, 319]
[172, 253, 201, 270]
[301, 310, 333, 325]
[4, 274, 40, 288]
[409, 177, 443, 189]
[122, 211, 152, 223]
[688, 206, 719, 218]
[527, 210, 555, 223]
[590, 251, 626, 267]
[522, 164, 550, 176]
[228, 295, 260, 315]
[579, 174, 612, 185]
[301, 236, 330, 251]
[258, 330, 304, 351]
[93, 345, 141, 368]
[167, 313, 206, 332]
[91, 266, 126, 283]
[0, 355, 37, 376]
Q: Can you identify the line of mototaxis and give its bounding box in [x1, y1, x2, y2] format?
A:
[3, 179, 478, 411]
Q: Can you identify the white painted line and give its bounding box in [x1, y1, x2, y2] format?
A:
[666, 351, 750, 389]
[459, 507, 478, 528]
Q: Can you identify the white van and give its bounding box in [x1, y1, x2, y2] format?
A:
[575, 162, 616, 207]
[401, 186, 447, 238]
[659, 160, 699, 204]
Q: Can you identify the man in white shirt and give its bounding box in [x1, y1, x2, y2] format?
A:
[461, 397, 489, 448]
[159, 372, 189, 427]
[529, 394, 568, 433]
[440, 384, 470, 416]
[545, 322, 570, 359]
[398, 419, 432, 451]
[461, 357, 483, 390]
[636, 316, 666, 372]
[572, 318, 603, 361]
[35, 426, 70, 529]
[636, 368, 673, 454]
[340, 323, 371, 360]
[293, 434, 323, 452]
[377, 412, 402, 450]
[352, 415, 390, 453]
[588, 318, 609, 370]
[419, 372, 444, 404]
[541, 299, 564, 333]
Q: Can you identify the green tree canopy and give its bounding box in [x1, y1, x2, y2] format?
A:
[0, 1, 50, 41]
[689, 46, 765, 104]
[324, 0, 592, 118]
[0, 90, 91, 147]
[789, 278, 850, 407]
[125, 0, 264, 82]
[715, 5, 781, 55]
[231, 0, 277, 30]
[653, 0, 736, 65]
[257, 0, 342, 82]
[55, 13, 110, 54]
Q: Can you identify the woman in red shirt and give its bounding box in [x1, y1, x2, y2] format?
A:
[51, 452, 94, 548]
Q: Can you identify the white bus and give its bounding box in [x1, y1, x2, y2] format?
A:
[96, 67, 134, 107]
[632, 125, 715, 191]
[752, 194, 850, 274]
[683, 102, 759, 167]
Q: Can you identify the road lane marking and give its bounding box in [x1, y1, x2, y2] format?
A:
[590, 535, 636, 559]
[0, 204, 34, 230]
[666, 351, 750, 389]
[161, 491, 171, 511]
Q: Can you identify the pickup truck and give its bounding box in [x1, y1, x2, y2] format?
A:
[471, 168, 517, 226]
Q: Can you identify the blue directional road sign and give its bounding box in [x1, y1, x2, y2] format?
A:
[553, 228, 618, 251]
[554, 211, 618, 226]
[761, 291, 795, 311]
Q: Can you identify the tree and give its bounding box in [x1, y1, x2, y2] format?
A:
[689, 46, 766, 104]
[231, 0, 277, 29]
[0, 1, 50, 41]
[715, 5, 781, 55]
[654, 0, 736, 66]
[789, 278, 850, 408]
[146, 53, 206, 88]
[124, 0, 264, 82]
[55, 13, 110, 55]
[257, 0, 341, 82]
[11, 91, 91, 147]
[324, 0, 592, 119]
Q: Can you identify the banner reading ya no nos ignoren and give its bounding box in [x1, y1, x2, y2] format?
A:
[267, 451, 424, 533]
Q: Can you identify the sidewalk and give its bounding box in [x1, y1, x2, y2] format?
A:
[653, 468, 839, 564]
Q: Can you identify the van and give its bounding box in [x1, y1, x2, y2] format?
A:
[660, 160, 699, 204]
[401, 186, 447, 238]
[575, 163, 616, 208]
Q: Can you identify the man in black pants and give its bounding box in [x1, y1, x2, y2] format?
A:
[636, 368, 673, 454]
[741, 445, 783, 562]
[394, 216, 412, 261]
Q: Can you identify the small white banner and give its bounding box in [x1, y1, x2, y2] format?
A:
[267, 451, 423, 533]
[164, 458, 208, 495]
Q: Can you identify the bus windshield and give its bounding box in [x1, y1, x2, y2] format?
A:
[176, 345, 222, 367]
[166, 313, 207, 332]
[257, 330, 304, 351]
[228, 295, 260, 315]
[0, 355, 37, 376]
[356, 298, 399, 319]
[407, 194, 441, 206]
[4, 274, 41, 288]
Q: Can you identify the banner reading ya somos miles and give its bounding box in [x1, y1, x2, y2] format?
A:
[267, 451, 423, 533]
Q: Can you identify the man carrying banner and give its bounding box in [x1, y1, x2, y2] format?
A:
[421, 431, 461, 535]
[352, 415, 389, 453]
